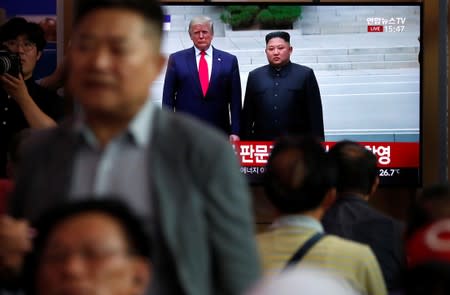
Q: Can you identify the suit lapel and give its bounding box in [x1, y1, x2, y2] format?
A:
[149, 109, 180, 248]
[209, 47, 221, 92]
[186, 47, 203, 97]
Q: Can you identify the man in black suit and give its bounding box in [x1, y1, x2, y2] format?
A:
[241, 31, 324, 141]
[321, 140, 405, 291]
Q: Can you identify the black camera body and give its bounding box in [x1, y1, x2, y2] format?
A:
[0, 46, 22, 77]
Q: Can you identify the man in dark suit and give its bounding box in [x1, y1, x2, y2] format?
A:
[0, 1, 260, 294]
[321, 140, 405, 291]
[162, 16, 241, 141]
[241, 31, 324, 141]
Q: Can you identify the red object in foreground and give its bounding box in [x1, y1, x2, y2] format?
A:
[407, 219, 450, 267]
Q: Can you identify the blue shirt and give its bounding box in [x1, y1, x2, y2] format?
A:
[69, 98, 154, 220]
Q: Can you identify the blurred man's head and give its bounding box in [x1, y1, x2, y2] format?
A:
[406, 218, 450, 268]
[67, 0, 165, 122]
[0, 17, 46, 79]
[265, 31, 292, 68]
[406, 183, 450, 238]
[27, 198, 151, 295]
[188, 16, 214, 51]
[328, 140, 379, 197]
[264, 136, 336, 215]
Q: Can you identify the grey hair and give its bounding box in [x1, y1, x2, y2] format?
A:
[188, 15, 214, 35]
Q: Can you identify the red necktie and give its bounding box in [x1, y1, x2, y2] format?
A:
[199, 50, 209, 96]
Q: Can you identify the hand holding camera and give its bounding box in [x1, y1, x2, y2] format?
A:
[0, 72, 30, 106]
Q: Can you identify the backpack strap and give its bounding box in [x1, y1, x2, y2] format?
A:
[283, 232, 325, 270]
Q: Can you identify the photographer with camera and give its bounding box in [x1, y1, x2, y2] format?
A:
[0, 17, 64, 178]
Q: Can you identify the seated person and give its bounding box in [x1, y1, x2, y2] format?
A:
[0, 17, 65, 177]
[257, 136, 387, 295]
[22, 198, 152, 295]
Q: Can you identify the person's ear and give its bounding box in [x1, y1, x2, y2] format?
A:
[130, 258, 151, 295]
[369, 176, 380, 198]
[36, 51, 42, 61]
[322, 188, 337, 211]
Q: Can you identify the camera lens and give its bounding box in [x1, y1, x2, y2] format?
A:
[0, 55, 12, 75]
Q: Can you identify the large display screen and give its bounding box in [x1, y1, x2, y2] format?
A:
[154, 2, 422, 186]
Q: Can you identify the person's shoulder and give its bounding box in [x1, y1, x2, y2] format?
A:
[361, 207, 405, 234]
[323, 234, 375, 256]
[18, 122, 71, 160]
[152, 108, 239, 173]
[249, 64, 270, 75]
[321, 235, 381, 269]
[339, 196, 403, 228]
[31, 119, 71, 141]
[153, 107, 230, 149]
[290, 62, 315, 73]
[169, 47, 194, 58]
[327, 197, 401, 227]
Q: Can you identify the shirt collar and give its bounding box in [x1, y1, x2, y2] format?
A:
[194, 45, 213, 57]
[270, 61, 292, 75]
[271, 214, 324, 233]
[127, 97, 154, 147]
[337, 193, 369, 205]
[73, 97, 155, 148]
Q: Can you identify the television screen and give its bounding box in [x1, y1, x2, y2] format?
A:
[154, 2, 422, 186]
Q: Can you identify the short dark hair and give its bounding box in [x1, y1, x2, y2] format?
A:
[264, 136, 336, 214]
[23, 198, 151, 294]
[74, 0, 163, 38]
[32, 198, 151, 258]
[265, 31, 290, 44]
[0, 17, 46, 52]
[328, 140, 378, 195]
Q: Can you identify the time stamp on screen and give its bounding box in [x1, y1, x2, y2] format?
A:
[367, 25, 406, 33]
[367, 16, 408, 33]
[384, 25, 406, 33]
